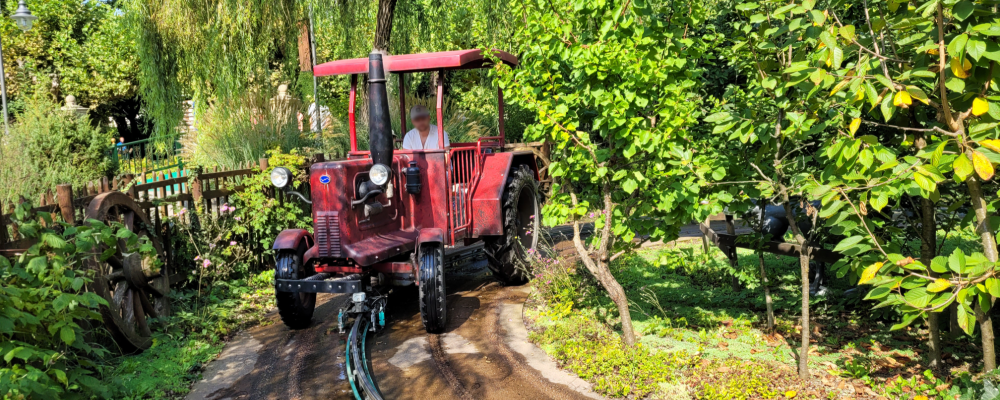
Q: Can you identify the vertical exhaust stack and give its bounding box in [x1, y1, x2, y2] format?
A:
[368, 52, 393, 169]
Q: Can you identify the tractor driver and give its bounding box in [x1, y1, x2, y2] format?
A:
[402, 105, 450, 150]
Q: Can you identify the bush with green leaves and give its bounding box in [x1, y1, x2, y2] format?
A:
[1, 204, 159, 399]
[0, 91, 112, 205]
[228, 149, 312, 258]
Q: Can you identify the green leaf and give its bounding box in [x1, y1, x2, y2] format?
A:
[60, 326, 76, 346]
[954, 154, 974, 181]
[967, 38, 988, 61]
[949, 34, 969, 57]
[622, 178, 638, 194]
[953, 1, 975, 20]
[865, 285, 893, 300]
[904, 287, 932, 308]
[984, 40, 1000, 62]
[945, 77, 966, 93]
[833, 236, 865, 253]
[840, 25, 856, 41]
[957, 303, 974, 335]
[984, 277, 1000, 298]
[913, 172, 936, 192]
[704, 112, 732, 123]
[949, 250, 966, 274]
[891, 312, 920, 331]
[930, 256, 949, 273]
[880, 93, 895, 122]
[871, 191, 888, 212]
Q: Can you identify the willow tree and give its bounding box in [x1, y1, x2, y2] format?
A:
[123, 0, 301, 137]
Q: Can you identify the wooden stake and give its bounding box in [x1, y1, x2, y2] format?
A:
[56, 184, 75, 224]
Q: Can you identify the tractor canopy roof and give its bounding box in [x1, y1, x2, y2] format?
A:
[313, 49, 517, 77]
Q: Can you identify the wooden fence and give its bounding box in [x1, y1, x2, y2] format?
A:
[0, 157, 305, 277]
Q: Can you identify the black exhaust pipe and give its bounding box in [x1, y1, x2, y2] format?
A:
[368, 52, 393, 168]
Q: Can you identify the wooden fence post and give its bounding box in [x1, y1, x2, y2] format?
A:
[314, 153, 325, 163]
[259, 158, 269, 171]
[56, 184, 76, 225]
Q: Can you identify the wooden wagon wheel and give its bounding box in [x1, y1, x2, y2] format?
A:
[85, 191, 169, 353]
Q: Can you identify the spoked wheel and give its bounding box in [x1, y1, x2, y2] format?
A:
[419, 243, 447, 333]
[275, 242, 316, 329]
[85, 192, 169, 353]
[484, 165, 540, 285]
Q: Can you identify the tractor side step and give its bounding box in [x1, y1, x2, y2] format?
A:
[276, 273, 364, 294]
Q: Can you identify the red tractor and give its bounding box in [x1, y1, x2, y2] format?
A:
[268, 50, 540, 333]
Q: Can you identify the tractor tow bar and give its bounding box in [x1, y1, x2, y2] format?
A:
[345, 294, 387, 400]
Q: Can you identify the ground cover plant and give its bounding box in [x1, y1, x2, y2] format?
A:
[526, 240, 1000, 399]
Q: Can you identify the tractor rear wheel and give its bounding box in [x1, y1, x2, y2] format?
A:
[484, 165, 540, 285]
[275, 243, 316, 329]
[419, 243, 447, 333]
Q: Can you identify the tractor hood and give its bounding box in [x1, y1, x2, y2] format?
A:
[367, 53, 393, 169]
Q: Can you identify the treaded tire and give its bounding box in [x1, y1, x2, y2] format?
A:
[484, 165, 540, 285]
[419, 243, 447, 333]
[275, 243, 316, 329]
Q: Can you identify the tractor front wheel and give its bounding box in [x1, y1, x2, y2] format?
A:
[275, 243, 316, 329]
[419, 243, 447, 333]
[485, 165, 540, 285]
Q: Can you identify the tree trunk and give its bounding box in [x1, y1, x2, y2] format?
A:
[760, 253, 774, 331]
[569, 189, 637, 347]
[914, 129, 943, 370]
[966, 175, 998, 371]
[782, 200, 811, 380]
[373, 0, 398, 54]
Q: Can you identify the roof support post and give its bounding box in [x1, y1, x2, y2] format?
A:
[349, 74, 358, 152]
[436, 69, 445, 150]
[399, 73, 406, 140]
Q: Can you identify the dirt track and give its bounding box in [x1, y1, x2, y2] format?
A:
[184, 220, 742, 400]
[186, 256, 603, 400]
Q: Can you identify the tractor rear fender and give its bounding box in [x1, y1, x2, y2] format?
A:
[471, 151, 538, 238]
[273, 229, 313, 254]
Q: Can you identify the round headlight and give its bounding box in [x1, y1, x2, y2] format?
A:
[270, 167, 291, 188]
[370, 164, 390, 186]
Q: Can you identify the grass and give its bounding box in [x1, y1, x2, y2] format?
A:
[526, 231, 998, 399]
[99, 270, 276, 399]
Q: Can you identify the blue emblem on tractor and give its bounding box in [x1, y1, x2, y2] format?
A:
[320, 175, 331, 184]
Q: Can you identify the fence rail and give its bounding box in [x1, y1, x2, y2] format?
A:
[109, 134, 184, 175]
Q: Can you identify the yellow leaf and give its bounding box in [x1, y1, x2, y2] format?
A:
[829, 79, 851, 97]
[928, 279, 952, 293]
[849, 118, 861, 135]
[914, 396, 928, 400]
[981, 139, 1000, 153]
[973, 97, 989, 116]
[952, 57, 971, 79]
[859, 262, 884, 285]
[854, 89, 865, 101]
[785, 390, 797, 398]
[972, 150, 995, 181]
[927, 48, 939, 55]
[893, 91, 912, 107]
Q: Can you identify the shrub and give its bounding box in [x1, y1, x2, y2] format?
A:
[0, 204, 159, 399]
[228, 149, 312, 259]
[0, 91, 112, 205]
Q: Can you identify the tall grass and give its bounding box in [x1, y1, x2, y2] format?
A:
[182, 91, 316, 169]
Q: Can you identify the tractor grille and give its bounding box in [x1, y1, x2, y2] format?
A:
[315, 211, 342, 258]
